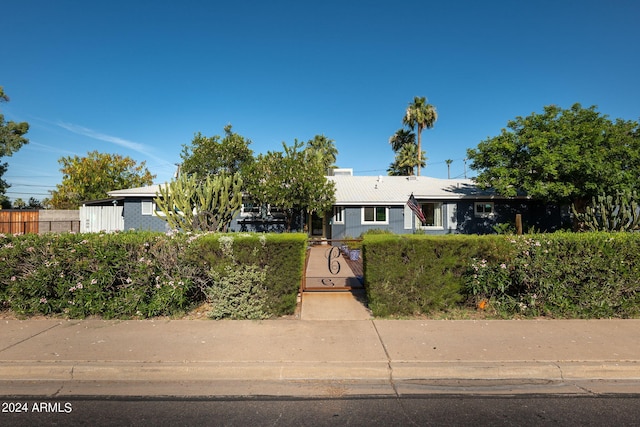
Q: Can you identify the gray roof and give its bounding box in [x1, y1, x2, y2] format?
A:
[108, 184, 165, 198]
[328, 175, 499, 205]
[106, 176, 504, 205]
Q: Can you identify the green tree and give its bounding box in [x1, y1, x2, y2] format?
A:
[387, 128, 424, 176]
[13, 197, 43, 209]
[0, 86, 30, 208]
[403, 96, 437, 176]
[445, 159, 453, 179]
[154, 173, 243, 233]
[27, 197, 44, 209]
[387, 143, 425, 176]
[12, 198, 26, 209]
[50, 151, 155, 209]
[467, 104, 640, 206]
[180, 124, 253, 177]
[306, 134, 338, 172]
[388, 128, 415, 152]
[244, 140, 336, 230]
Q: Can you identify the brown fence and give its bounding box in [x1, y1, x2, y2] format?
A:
[0, 210, 39, 234]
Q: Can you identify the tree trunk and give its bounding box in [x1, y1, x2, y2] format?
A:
[416, 125, 422, 176]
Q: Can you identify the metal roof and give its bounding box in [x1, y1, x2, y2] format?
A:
[106, 176, 504, 204]
[108, 184, 165, 198]
[328, 175, 498, 205]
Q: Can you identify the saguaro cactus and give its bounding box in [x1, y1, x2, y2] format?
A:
[572, 191, 640, 232]
[154, 173, 243, 232]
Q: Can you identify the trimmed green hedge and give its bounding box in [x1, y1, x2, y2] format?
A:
[363, 232, 640, 318]
[0, 231, 307, 319]
[363, 234, 512, 317]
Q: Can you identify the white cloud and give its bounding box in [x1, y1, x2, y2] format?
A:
[56, 121, 148, 153]
[54, 121, 173, 174]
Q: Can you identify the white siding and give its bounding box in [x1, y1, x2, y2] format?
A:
[447, 203, 458, 231]
[404, 205, 413, 229]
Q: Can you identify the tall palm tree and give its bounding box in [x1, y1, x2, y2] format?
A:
[388, 128, 416, 152]
[445, 159, 453, 179]
[403, 96, 437, 176]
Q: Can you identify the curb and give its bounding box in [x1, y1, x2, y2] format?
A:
[2, 361, 640, 397]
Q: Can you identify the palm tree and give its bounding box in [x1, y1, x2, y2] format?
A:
[307, 134, 338, 173]
[446, 159, 453, 179]
[388, 129, 416, 152]
[403, 96, 437, 176]
[387, 144, 426, 176]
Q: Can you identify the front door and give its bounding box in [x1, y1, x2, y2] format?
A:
[310, 212, 326, 238]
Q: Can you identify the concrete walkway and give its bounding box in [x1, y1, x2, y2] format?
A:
[2, 318, 640, 397]
[300, 290, 372, 320]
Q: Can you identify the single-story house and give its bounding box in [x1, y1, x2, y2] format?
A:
[322, 173, 567, 239]
[82, 171, 567, 235]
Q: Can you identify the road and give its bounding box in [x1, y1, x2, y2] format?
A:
[2, 395, 640, 426]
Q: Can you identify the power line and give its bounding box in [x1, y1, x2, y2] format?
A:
[7, 183, 57, 188]
[5, 191, 51, 196]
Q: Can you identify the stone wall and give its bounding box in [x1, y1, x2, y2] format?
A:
[38, 210, 80, 234]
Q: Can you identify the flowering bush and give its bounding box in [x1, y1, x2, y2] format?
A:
[0, 231, 200, 318]
[364, 232, 640, 318]
[465, 233, 640, 318]
[0, 231, 306, 319]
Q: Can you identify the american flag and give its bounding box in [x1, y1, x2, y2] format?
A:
[407, 193, 427, 225]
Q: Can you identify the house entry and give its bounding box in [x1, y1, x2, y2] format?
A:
[302, 239, 363, 291]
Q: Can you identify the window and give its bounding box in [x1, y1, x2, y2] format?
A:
[141, 201, 153, 216]
[333, 206, 344, 224]
[241, 196, 261, 217]
[154, 202, 168, 217]
[420, 203, 443, 227]
[475, 202, 495, 217]
[362, 206, 388, 224]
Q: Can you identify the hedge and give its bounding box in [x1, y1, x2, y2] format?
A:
[362, 234, 512, 317]
[0, 231, 307, 319]
[363, 232, 640, 318]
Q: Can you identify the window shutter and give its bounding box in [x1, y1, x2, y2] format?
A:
[404, 204, 413, 229]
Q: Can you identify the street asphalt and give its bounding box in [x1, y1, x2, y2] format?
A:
[2, 317, 640, 397]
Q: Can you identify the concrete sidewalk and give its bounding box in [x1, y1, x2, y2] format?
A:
[2, 318, 640, 397]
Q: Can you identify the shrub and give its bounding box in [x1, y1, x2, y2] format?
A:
[185, 233, 306, 315]
[206, 265, 269, 320]
[465, 233, 640, 318]
[364, 232, 640, 319]
[0, 231, 203, 318]
[363, 234, 512, 317]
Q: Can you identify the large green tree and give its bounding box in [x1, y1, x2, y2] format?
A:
[180, 124, 253, 177]
[50, 151, 155, 209]
[403, 96, 437, 176]
[244, 140, 336, 230]
[467, 104, 640, 206]
[0, 86, 30, 208]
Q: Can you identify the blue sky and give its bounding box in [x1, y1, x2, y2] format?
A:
[2, 0, 639, 202]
